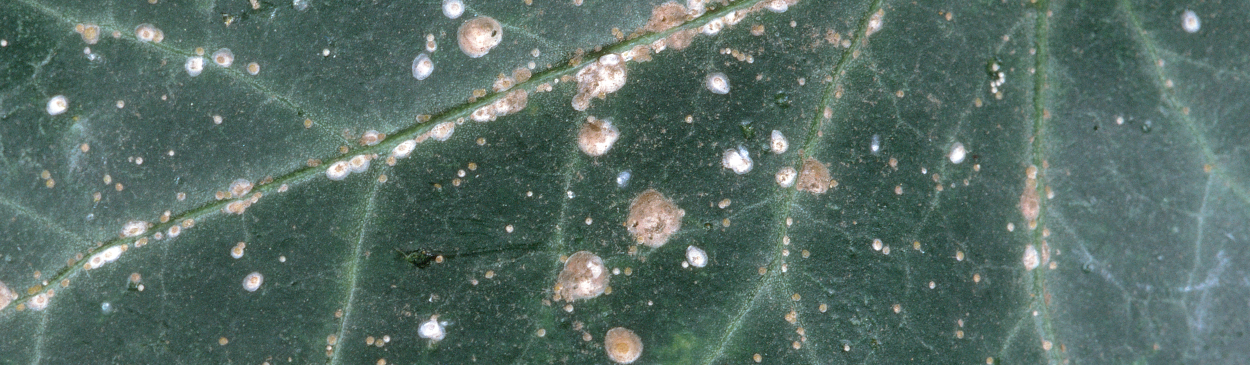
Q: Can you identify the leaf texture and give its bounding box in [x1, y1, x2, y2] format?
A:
[1, 0, 1247, 363]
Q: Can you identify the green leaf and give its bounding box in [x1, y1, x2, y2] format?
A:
[2, 0, 1247, 363]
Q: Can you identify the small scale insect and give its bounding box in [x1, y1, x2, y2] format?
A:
[211, 48, 234, 67]
[412, 53, 433, 80]
[706, 72, 730, 94]
[685, 246, 708, 268]
[616, 170, 631, 188]
[185, 57, 205, 76]
[722, 146, 752, 174]
[46, 95, 69, 115]
[419, 315, 447, 341]
[442, 0, 464, 19]
[1181, 10, 1201, 33]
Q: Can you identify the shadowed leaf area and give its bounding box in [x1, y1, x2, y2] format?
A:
[1, 0, 1247, 363]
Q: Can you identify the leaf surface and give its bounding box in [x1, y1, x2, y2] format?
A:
[1, 0, 1247, 363]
